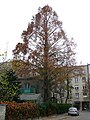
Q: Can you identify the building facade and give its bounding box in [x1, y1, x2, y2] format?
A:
[18, 64, 90, 108]
[70, 64, 90, 110]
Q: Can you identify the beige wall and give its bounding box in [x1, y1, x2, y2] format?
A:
[71, 65, 89, 103]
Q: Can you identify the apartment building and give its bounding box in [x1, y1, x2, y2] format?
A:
[17, 64, 90, 108]
[70, 64, 90, 110]
[53, 64, 90, 110]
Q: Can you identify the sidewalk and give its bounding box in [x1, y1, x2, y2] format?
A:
[28, 113, 71, 120]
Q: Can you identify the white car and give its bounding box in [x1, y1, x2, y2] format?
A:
[68, 107, 79, 116]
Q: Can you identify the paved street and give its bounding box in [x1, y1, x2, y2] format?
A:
[32, 113, 71, 120]
[66, 111, 90, 120]
[31, 111, 90, 120]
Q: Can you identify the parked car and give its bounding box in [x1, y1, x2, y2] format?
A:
[68, 107, 79, 116]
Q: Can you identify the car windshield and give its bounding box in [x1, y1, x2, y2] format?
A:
[69, 107, 77, 111]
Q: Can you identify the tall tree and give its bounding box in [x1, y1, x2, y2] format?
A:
[12, 5, 76, 102]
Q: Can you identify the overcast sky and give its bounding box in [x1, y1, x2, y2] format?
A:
[0, 0, 90, 65]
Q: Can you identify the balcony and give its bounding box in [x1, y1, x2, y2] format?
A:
[21, 88, 36, 94]
[83, 96, 89, 101]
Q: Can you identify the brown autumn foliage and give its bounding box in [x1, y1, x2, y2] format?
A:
[52, 65, 84, 103]
[12, 5, 77, 102]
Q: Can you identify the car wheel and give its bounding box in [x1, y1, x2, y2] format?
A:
[77, 113, 79, 116]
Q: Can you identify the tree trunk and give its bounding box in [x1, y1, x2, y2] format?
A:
[43, 75, 49, 102]
[65, 73, 69, 103]
[43, 18, 49, 102]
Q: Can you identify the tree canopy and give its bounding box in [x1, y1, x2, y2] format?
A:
[0, 69, 21, 101]
[12, 5, 76, 102]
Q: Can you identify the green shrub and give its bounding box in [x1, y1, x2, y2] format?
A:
[38, 101, 55, 116]
[38, 102, 71, 116]
[38, 104, 47, 116]
[56, 103, 72, 114]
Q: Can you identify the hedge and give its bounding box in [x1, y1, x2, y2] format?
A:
[0, 101, 39, 120]
[38, 101, 72, 116]
[0, 101, 71, 120]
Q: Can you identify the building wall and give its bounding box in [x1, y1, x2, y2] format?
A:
[71, 65, 90, 110]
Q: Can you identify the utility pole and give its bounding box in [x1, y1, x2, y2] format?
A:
[87, 64, 90, 109]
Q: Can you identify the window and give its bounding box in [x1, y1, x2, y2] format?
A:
[31, 85, 36, 92]
[82, 77, 86, 82]
[83, 85, 86, 90]
[75, 93, 79, 98]
[69, 95, 72, 99]
[83, 92, 87, 96]
[24, 83, 30, 88]
[74, 70, 79, 75]
[74, 77, 78, 83]
[82, 70, 86, 74]
[75, 85, 79, 90]
[61, 93, 64, 98]
[32, 72, 37, 76]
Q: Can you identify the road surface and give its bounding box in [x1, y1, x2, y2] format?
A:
[66, 111, 90, 120]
